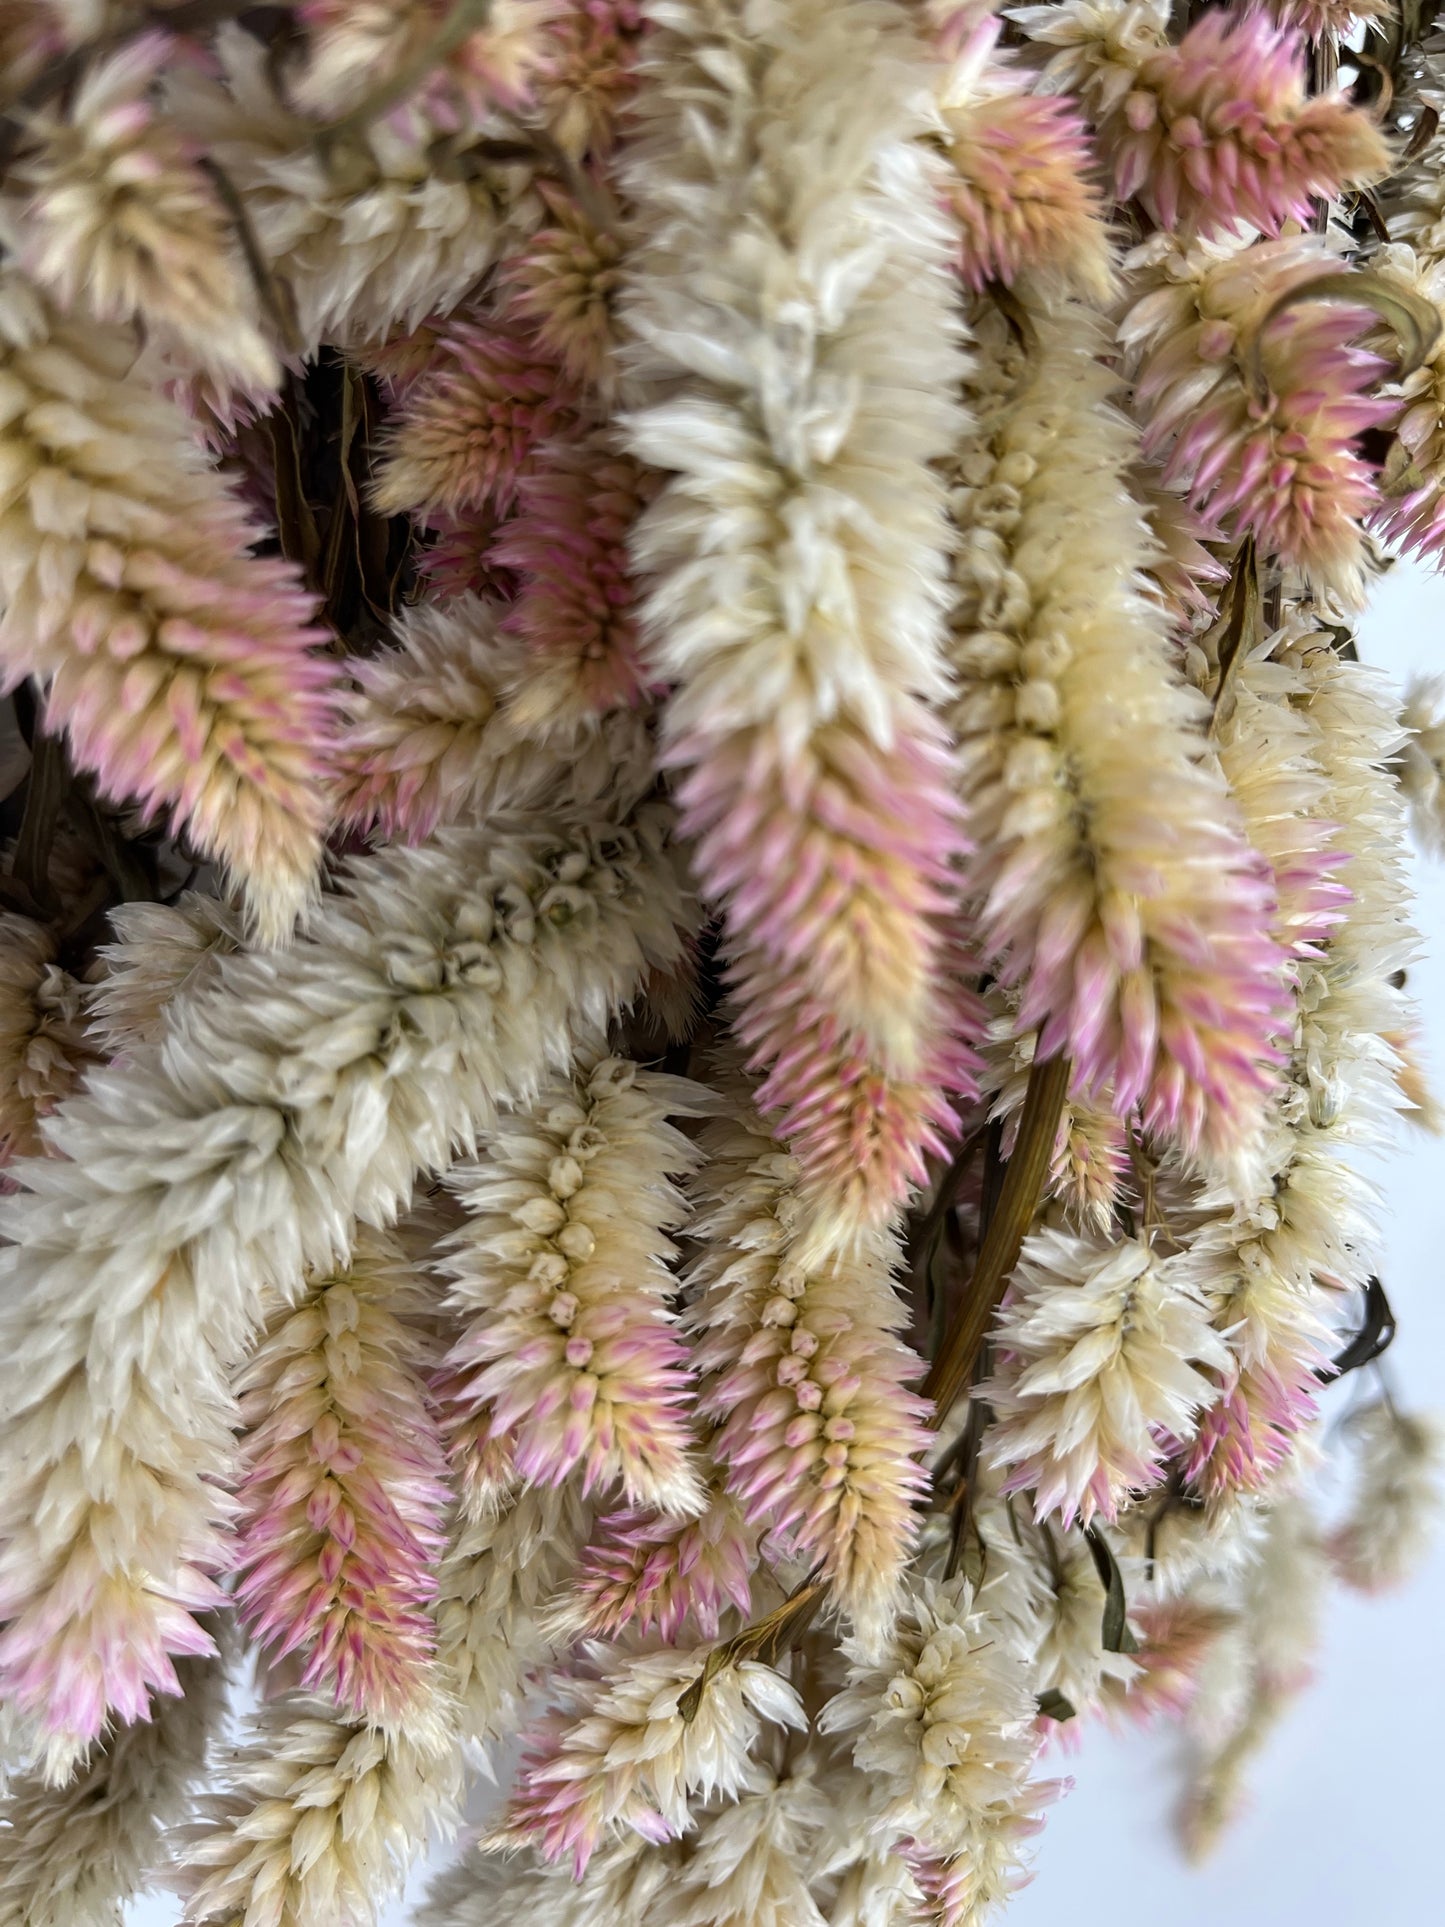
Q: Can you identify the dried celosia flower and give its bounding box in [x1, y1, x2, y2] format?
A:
[0, 804, 687, 1776]
[1263, 0, 1389, 39]
[15, 33, 277, 398]
[232, 1228, 450, 1725]
[0, 274, 337, 947]
[373, 312, 576, 521]
[170, 27, 529, 353]
[821, 1575, 1057, 1926]
[936, 12, 1115, 301]
[538, 0, 646, 158]
[684, 1103, 932, 1652]
[1369, 246, 1445, 564]
[502, 183, 627, 396]
[1018, 0, 1389, 237]
[1122, 236, 1393, 597]
[624, 0, 976, 1240]
[983, 1228, 1231, 1528]
[1212, 653, 1351, 964]
[293, 0, 562, 127]
[972, 1477, 1139, 1719]
[441, 1052, 708, 1516]
[434, 1480, 589, 1750]
[332, 596, 516, 843]
[493, 431, 655, 735]
[176, 1685, 461, 1927]
[1106, 1600, 1232, 1725]
[0, 1645, 225, 1927]
[948, 299, 1289, 1160]
[0, 915, 98, 1165]
[1183, 1151, 1343, 1503]
[500, 1645, 806, 1874]
[551, 1486, 755, 1644]
[88, 897, 245, 1057]
[1330, 1402, 1444, 1594]
[1396, 671, 1445, 856]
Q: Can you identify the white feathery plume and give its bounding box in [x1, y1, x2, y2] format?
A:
[416, 1835, 670, 1927]
[0, 804, 688, 1777]
[333, 595, 657, 846]
[981, 1228, 1231, 1528]
[175, 1685, 462, 1927]
[1182, 633, 1422, 1498]
[0, 270, 336, 947]
[820, 1574, 1057, 1927]
[657, 1765, 830, 1927]
[1397, 674, 1445, 858]
[0, 1645, 226, 1927]
[1178, 1493, 1328, 1860]
[971, 1479, 1138, 1719]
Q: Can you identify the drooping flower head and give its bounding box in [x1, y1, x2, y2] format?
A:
[1018, 0, 1390, 237]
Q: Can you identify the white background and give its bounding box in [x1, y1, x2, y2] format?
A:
[130, 560, 1445, 1925]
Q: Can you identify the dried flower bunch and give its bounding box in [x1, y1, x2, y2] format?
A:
[0, 2, 1442, 1923]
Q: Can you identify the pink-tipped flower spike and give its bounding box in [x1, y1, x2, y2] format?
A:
[552, 1488, 756, 1644]
[494, 430, 656, 735]
[370, 312, 576, 521]
[685, 1101, 933, 1654]
[1017, 0, 1390, 239]
[982, 1228, 1231, 1529]
[440, 1054, 709, 1517]
[0, 804, 688, 1778]
[15, 33, 278, 399]
[232, 1228, 450, 1725]
[990, 1029, 1129, 1233]
[0, 916, 99, 1166]
[332, 595, 517, 844]
[1213, 652, 1352, 965]
[539, 0, 646, 158]
[294, 0, 562, 128]
[500, 1645, 806, 1875]
[502, 183, 627, 397]
[176, 1685, 461, 1927]
[1123, 236, 1394, 597]
[949, 299, 1290, 1164]
[1135, 473, 1230, 625]
[624, 0, 978, 1244]
[935, 12, 1115, 301]
[435, 1480, 589, 1750]
[0, 275, 338, 947]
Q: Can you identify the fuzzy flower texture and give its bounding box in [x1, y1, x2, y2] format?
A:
[0, 4, 1440, 1927]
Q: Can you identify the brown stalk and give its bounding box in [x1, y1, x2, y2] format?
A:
[922, 1051, 1070, 1424]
